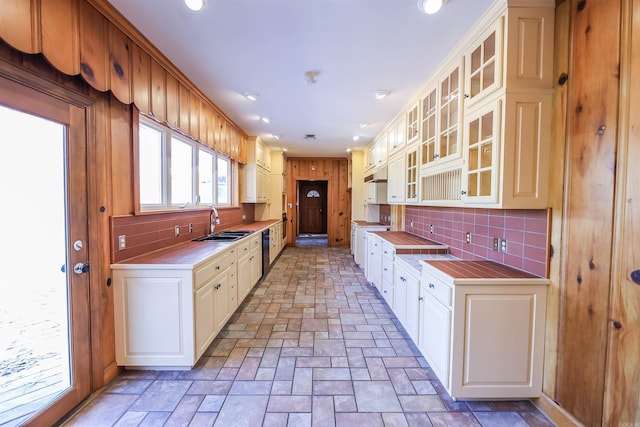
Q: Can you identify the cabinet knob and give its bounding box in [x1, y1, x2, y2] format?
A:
[418, 296, 424, 301]
[433, 154, 440, 159]
[400, 276, 406, 282]
[429, 283, 435, 289]
[216, 265, 220, 270]
[464, 93, 470, 99]
[460, 190, 467, 196]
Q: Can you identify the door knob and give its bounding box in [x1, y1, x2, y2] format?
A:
[73, 263, 90, 274]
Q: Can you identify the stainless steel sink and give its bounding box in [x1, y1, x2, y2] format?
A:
[193, 230, 252, 242]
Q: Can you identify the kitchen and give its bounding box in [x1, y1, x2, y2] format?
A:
[0, 0, 638, 426]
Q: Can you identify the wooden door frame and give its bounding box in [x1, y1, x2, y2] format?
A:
[298, 180, 328, 235]
[0, 57, 106, 424]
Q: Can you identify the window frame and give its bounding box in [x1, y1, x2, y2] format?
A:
[135, 114, 234, 212]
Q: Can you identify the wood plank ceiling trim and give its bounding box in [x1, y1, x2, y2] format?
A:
[0, 0, 247, 161]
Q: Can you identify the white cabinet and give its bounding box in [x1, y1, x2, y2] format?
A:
[405, 102, 419, 146]
[364, 135, 388, 172]
[393, 257, 420, 343]
[461, 92, 552, 208]
[112, 231, 267, 369]
[269, 221, 285, 264]
[365, 233, 383, 289]
[418, 277, 452, 383]
[380, 242, 394, 307]
[242, 137, 272, 203]
[421, 262, 548, 399]
[387, 153, 406, 204]
[365, 182, 387, 205]
[387, 115, 407, 158]
[405, 147, 419, 203]
[353, 223, 388, 268]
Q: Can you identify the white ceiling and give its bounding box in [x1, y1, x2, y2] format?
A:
[107, 0, 495, 157]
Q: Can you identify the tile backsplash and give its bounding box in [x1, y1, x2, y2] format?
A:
[111, 205, 255, 263]
[404, 206, 549, 277]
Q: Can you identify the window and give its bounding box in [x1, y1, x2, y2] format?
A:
[138, 116, 232, 211]
[307, 190, 320, 198]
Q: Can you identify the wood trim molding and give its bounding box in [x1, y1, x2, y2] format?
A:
[532, 394, 584, 427]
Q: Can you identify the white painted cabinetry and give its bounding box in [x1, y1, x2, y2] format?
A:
[242, 136, 272, 203]
[365, 233, 383, 289]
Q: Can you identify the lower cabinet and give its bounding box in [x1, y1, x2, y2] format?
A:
[420, 263, 548, 399]
[394, 257, 420, 343]
[112, 229, 269, 369]
[365, 233, 383, 289]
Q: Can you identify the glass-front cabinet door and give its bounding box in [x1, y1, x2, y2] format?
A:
[405, 148, 419, 203]
[465, 19, 502, 107]
[438, 63, 463, 164]
[462, 98, 501, 204]
[420, 87, 437, 168]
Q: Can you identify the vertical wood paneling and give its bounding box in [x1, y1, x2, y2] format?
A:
[179, 83, 190, 134]
[149, 58, 165, 123]
[206, 108, 215, 149]
[603, 1, 640, 425]
[555, 0, 620, 425]
[131, 43, 150, 114]
[41, 0, 80, 76]
[165, 72, 178, 129]
[199, 103, 209, 146]
[542, 0, 570, 400]
[107, 22, 131, 105]
[110, 98, 134, 216]
[287, 158, 350, 247]
[0, 0, 40, 53]
[78, 1, 108, 91]
[189, 92, 199, 140]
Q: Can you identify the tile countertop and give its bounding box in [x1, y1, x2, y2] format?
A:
[421, 260, 550, 285]
[352, 220, 388, 227]
[112, 219, 280, 269]
[369, 231, 448, 252]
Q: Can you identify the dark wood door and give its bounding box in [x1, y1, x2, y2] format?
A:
[299, 181, 327, 234]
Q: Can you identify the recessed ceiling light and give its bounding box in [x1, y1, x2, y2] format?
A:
[359, 123, 369, 128]
[271, 134, 281, 140]
[372, 90, 390, 100]
[346, 148, 352, 153]
[282, 148, 288, 152]
[260, 117, 271, 124]
[184, 0, 204, 11]
[352, 136, 360, 141]
[244, 92, 260, 101]
[419, 0, 446, 14]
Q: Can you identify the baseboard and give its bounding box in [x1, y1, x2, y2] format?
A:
[532, 393, 585, 427]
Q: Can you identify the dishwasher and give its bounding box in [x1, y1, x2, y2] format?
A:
[262, 229, 270, 278]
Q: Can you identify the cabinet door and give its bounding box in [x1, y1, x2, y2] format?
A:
[406, 102, 420, 145]
[419, 289, 451, 384]
[366, 234, 382, 288]
[250, 243, 262, 285]
[381, 277, 393, 307]
[462, 98, 501, 204]
[242, 165, 257, 202]
[404, 272, 421, 343]
[195, 282, 215, 358]
[387, 154, 406, 203]
[237, 254, 251, 302]
[464, 18, 503, 106]
[438, 63, 463, 164]
[213, 270, 230, 333]
[420, 87, 438, 168]
[393, 267, 408, 325]
[405, 148, 419, 203]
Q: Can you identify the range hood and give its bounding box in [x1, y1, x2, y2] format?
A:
[364, 166, 388, 183]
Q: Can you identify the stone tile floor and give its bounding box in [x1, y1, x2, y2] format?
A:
[63, 244, 555, 427]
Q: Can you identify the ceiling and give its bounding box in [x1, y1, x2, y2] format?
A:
[106, 0, 495, 157]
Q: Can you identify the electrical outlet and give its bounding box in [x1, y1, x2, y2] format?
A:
[410, 220, 414, 229]
[242, 214, 246, 220]
[118, 235, 126, 250]
[493, 238, 499, 251]
[466, 232, 471, 244]
[175, 225, 180, 236]
[500, 239, 508, 253]
[430, 224, 434, 234]
[189, 223, 193, 233]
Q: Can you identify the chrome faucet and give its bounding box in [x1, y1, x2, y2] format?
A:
[210, 207, 220, 234]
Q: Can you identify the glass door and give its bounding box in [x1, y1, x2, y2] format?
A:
[0, 79, 90, 426]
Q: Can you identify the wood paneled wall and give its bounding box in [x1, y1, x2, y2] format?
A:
[0, 0, 247, 162]
[286, 158, 351, 247]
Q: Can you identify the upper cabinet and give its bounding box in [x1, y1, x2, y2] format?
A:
[374, 0, 554, 209]
[364, 134, 388, 173]
[242, 136, 272, 203]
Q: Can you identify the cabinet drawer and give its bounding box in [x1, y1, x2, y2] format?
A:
[382, 242, 395, 260]
[382, 256, 394, 283]
[237, 239, 251, 259]
[195, 250, 235, 288]
[422, 272, 452, 307]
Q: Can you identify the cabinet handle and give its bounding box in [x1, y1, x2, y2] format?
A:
[460, 190, 467, 196]
[433, 154, 440, 159]
[400, 276, 406, 282]
[429, 283, 435, 289]
[216, 265, 220, 270]
[418, 296, 424, 301]
[464, 93, 470, 99]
